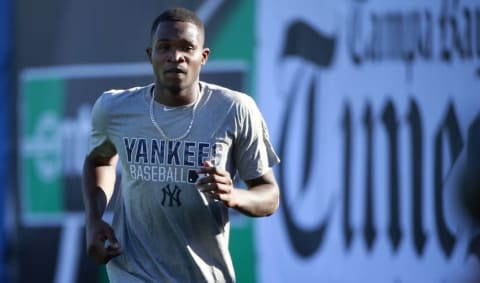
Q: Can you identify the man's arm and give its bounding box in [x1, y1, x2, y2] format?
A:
[196, 161, 280, 217]
[235, 169, 280, 217]
[83, 154, 118, 219]
[82, 153, 122, 263]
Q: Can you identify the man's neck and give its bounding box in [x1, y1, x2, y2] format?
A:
[153, 83, 199, 106]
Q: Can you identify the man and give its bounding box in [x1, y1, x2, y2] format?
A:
[82, 7, 280, 282]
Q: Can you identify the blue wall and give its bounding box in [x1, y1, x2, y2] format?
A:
[0, 0, 12, 280]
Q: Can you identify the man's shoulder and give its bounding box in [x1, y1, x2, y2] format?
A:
[93, 84, 151, 114]
[202, 81, 254, 105]
[102, 84, 151, 100]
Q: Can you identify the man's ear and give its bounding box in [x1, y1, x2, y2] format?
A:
[146, 47, 153, 63]
[201, 48, 210, 65]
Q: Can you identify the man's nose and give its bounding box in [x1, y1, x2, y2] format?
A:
[167, 48, 185, 62]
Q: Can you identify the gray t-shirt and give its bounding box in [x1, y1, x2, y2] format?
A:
[88, 81, 280, 283]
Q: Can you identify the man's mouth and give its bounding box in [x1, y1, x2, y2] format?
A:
[165, 67, 186, 74]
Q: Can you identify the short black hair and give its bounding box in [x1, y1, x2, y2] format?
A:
[150, 7, 204, 38]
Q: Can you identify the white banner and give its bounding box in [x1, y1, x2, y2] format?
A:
[256, 0, 480, 282]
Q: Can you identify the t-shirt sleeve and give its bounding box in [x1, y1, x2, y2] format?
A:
[88, 93, 117, 158]
[234, 96, 280, 181]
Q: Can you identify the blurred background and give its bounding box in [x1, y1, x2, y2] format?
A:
[1, 0, 480, 282]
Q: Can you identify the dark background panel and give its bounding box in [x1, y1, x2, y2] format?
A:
[17, 227, 61, 283]
[14, 0, 197, 67]
[13, 0, 239, 69]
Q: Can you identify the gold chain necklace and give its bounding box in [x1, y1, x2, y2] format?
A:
[149, 88, 200, 141]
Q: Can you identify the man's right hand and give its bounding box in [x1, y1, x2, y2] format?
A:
[85, 219, 122, 264]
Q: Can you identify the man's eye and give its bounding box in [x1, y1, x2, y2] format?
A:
[182, 46, 194, 52]
[156, 44, 170, 51]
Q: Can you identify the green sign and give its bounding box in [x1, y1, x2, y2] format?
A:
[21, 79, 65, 217]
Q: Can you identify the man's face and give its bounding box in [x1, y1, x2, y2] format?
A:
[147, 21, 209, 93]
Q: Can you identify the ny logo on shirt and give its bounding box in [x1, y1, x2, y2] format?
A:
[161, 184, 182, 207]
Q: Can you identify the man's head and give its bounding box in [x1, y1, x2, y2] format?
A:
[150, 8, 205, 46]
[147, 7, 210, 95]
